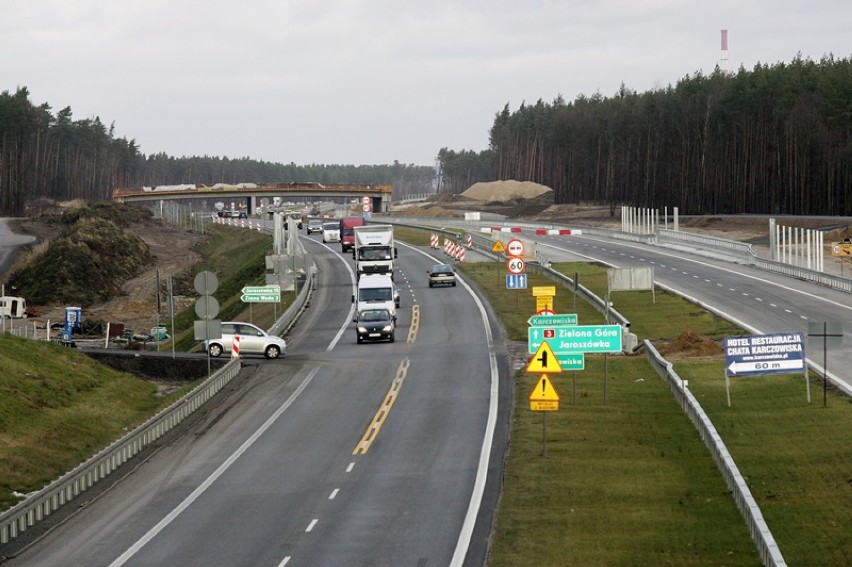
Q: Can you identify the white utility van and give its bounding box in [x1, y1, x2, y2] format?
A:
[352, 274, 399, 316]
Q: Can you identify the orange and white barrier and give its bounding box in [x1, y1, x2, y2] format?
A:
[231, 335, 240, 359]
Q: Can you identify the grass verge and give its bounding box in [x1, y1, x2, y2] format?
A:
[457, 260, 852, 565]
[0, 335, 192, 510]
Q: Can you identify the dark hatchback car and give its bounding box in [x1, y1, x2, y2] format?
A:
[427, 263, 456, 287]
[354, 308, 396, 343]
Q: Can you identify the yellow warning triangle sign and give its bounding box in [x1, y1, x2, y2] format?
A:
[491, 240, 505, 253]
[529, 374, 560, 402]
[526, 341, 563, 374]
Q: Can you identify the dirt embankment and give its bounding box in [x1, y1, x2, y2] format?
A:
[5, 201, 207, 336]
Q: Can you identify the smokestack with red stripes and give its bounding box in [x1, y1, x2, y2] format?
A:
[720, 29, 729, 75]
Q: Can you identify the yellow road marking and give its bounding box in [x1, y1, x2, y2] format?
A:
[407, 304, 420, 343]
[353, 358, 410, 455]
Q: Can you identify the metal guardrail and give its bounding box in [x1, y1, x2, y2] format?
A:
[657, 228, 756, 261]
[644, 340, 786, 567]
[0, 358, 242, 546]
[752, 256, 852, 293]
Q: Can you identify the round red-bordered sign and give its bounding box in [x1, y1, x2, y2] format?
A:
[506, 238, 524, 257]
[507, 257, 526, 274]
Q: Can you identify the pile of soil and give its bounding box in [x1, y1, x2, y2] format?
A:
[461, 180, 552, 202]
[390, 204, 459, 218]
[653, 332, 724, 360]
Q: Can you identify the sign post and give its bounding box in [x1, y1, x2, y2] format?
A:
[527, 343, 562, 457]
[806, 322, 844, 407]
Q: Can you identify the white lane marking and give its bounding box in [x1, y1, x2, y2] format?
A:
[329, 489, 339, 500]
[325, 248, 358, 352]
[346, 462, 355, 473]
[109, 368, 321, 566]
[306, 519, 318, 532]
[278, 557, 291, 567]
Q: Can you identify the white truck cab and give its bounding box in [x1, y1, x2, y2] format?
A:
[352, 274, 399, 316]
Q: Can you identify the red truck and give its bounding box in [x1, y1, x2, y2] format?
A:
[339, 216, 364, 253]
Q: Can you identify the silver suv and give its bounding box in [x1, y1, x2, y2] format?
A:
[202, 322, 287, 359]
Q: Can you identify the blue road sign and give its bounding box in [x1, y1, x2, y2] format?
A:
[506, 274, 528, 289]
[724, 332, 805, 376]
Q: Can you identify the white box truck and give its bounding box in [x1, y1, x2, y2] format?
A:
[353, 224, 397, 279]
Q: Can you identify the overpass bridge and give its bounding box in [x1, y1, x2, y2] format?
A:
[113, 182, 394, 213]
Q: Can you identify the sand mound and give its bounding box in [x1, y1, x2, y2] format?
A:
[461, 180, 552, 202]
[393, 204, 458, 218]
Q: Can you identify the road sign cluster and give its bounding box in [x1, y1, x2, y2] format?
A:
[523, 277, 624, 413]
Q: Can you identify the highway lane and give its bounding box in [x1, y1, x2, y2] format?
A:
[7, 232, 511, 566]
[532, 231, 852, 394]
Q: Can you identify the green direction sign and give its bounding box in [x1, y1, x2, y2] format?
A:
[528, 324, 622, 354]
[528, 314, 578, 327]
[242, 285, 280, 295]
[241, 293, 280, 303]
[557, 353, 585, 370]
[241, 284, 281, 303]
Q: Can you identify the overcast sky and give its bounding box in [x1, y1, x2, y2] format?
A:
[2, 1, 849, 167]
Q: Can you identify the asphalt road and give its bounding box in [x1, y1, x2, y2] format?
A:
[5, 232, 512, 567]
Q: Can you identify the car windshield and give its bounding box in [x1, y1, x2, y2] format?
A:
[360, 310, 390, 322]
[359, 247, 392, 261]
[359, 288, 392, 301]
[432, 264, 453, 273]
[323, 223, 338, 230]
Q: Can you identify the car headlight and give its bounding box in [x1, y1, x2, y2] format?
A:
[357, 326, 368, 333]
[382, 325, 393, 332]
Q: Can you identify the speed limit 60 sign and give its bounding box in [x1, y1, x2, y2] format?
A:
[507, 257, 526, 274]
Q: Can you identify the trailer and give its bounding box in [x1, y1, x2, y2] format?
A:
[0, 296, 28, 319]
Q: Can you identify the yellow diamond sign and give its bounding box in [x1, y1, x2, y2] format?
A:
[526, 341, 563, 374]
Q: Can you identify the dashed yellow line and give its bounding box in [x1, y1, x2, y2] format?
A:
[407, 304, 420, 343]
[353, 358, 411, 455]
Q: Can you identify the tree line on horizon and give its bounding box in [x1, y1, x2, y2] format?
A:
[0, 87, 435, 216]
[4, 54, 850, 218]
[437, 54, 852, 215]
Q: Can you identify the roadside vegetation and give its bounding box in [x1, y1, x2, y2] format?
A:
[0, 220, 284, 512]
[0, 334, 193, 511]
[6, 201, 156, 306]
[457, 261, 852, 566]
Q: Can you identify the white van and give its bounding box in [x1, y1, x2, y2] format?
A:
[353, 274, 399, 316]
